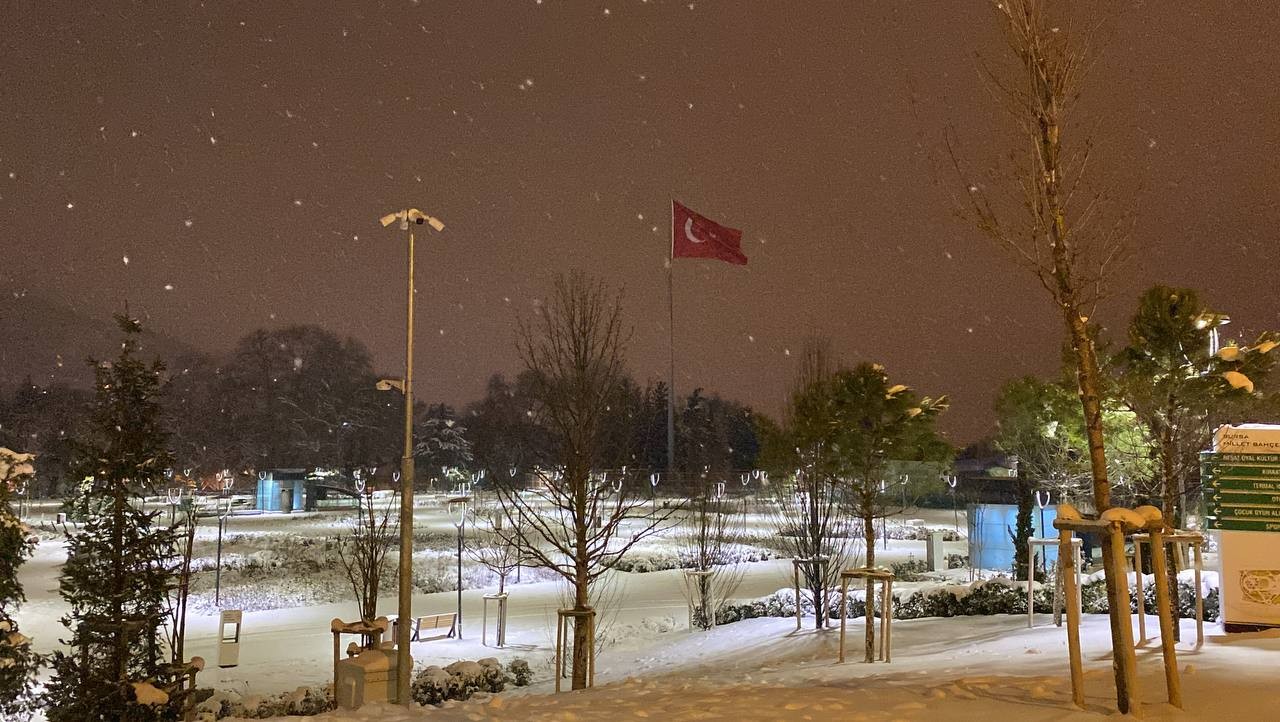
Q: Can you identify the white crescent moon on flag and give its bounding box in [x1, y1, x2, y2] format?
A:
[684, 217, 706, 243]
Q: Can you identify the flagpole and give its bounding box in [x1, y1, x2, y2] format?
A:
[667, 200, 676, 477]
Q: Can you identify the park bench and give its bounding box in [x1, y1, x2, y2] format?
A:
[390, 612, 457, 643]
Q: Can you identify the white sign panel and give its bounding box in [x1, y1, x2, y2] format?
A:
[1214, 425, 1280, 628]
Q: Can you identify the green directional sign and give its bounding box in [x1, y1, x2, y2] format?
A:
[1202, 451, 1280, 532]
[1201, 452, 1280, 465]
[1207, 503, 1280, 520]
[1209, 490, 1280, 505]
[1209, 478, 1280, 494]
[1206, 517, 1280, 533]
[1201, 465, 1280, 478]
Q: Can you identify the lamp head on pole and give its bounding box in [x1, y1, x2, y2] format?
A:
[379, 208, 445, 232]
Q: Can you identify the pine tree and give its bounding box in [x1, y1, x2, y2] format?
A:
[45, 316, 182, 722]
[0, 447, 42, 720]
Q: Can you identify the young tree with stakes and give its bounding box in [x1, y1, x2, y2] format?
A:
[679, 477, 746, 630]
[951, 0, 1142, 709]
[1113, 285, 1279, 639]
[45, 316, 183, 722]
[335, 471, 398, 644]
[489, 272, 674, 690]
[791, 362, 948, 661]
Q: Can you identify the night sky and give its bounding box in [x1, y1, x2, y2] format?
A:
[3, 1, 1278, 443]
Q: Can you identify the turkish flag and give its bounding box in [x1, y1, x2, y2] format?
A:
[672, 201, 747, 265]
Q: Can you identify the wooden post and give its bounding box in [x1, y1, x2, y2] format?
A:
[554, 611, 564, 693]
[882, 576, 892, 663]
[1192, 538, 1204, 647]
[1103, 522, 1142, 717]
[793, 561, 802, 631]
[838, 575, 850, 663]
[1058, 528, 1084, 709]
[1134, 536, 1147, 645]
[1026, 537, 1035, 629]
[1148, 528, 1182, 709]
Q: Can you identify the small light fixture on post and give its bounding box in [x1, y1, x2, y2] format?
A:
[166, 485, 182, 527]
[943, 474, 959, 532]
[1035, 489, 1053, 577]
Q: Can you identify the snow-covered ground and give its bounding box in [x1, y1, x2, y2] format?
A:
[310, 616, 1280, 721]
[16, 502, 1270, 720]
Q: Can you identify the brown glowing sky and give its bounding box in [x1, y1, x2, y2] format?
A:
[3, 1, 1279, 443]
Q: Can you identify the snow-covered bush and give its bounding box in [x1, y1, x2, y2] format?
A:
[607, 544, 775, 574]
[890, 558, 931, 581]
[712, 574, 1221, 626]
[508, 658, 533, 687]
[410, 657, 532, 707]
[884, 526, 963, 542]
[203, 685, 332, 719]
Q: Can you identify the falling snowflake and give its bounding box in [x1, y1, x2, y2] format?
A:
[163, 284, 174, 291]
[293, 199, 303, 206]
[66, 202, 74, 209]
[122, 256, 130, 265]
[184, 219, 193, 228]
[210, 136, 218, 145]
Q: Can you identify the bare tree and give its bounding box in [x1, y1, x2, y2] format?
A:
[465, 506, 525, 595]
[163, 497, 198, 667]
[491, 272, 674, 690]
[950, 0, 1138, 709]
[770, 460, 858, 630]
[678, 481, 747, 629]
[335, 486, 398, 645]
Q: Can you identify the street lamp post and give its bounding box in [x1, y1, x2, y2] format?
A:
[214, 470, 234, 607]
[378, 207, 444, 706]
[448, 494, 469, 640]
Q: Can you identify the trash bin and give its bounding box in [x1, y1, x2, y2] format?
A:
[335, 647, 399, 709]
[218, 610, 243, 668]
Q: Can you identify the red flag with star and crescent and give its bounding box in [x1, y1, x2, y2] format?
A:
[672, 201, 747, 265]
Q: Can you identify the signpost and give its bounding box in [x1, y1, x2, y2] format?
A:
[1203, 427, 1280, 630]
[1201, 451, 1280, 532]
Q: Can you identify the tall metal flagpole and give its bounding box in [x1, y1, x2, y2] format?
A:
[667, 200, 676, 476]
